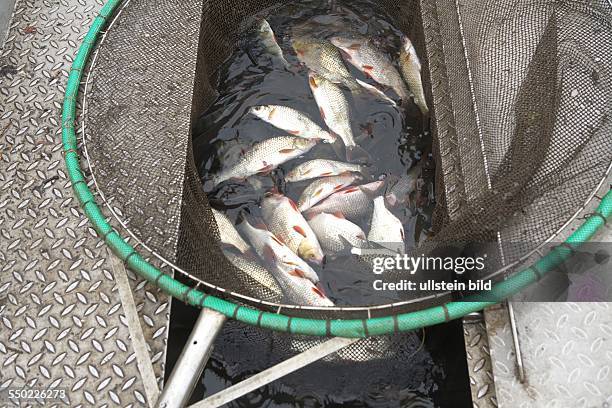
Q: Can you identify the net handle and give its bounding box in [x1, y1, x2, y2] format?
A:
[63, 0, 612, 338]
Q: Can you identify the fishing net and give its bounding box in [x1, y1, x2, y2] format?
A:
[79, 0, 611, 327]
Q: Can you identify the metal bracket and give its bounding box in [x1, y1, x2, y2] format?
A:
[156, 309, 227, 408]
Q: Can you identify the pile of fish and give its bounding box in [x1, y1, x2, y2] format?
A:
[207, 15, 430, 307]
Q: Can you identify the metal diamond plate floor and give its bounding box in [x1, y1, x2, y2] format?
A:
[483, 180, 612, 408]
[0, 0, 170, 406]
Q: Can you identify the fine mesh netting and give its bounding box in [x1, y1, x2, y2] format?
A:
[84, 0, 612, 320]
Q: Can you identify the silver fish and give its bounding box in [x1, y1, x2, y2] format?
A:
[291, 36, 361, 91]
[298, 173, 362, 212]
[308, 212, 367, 254]
[250, 105, 336, 143]
[331, 35, 409, 106]
[219, 142, 248, 169]
[308, 72, 369, 163]
[355, 78, 398, 107]
[261, 192, 325, 265]
[368, 196, 405, 254]
[240, 219, 333, 306]
[385, 163, 421, 207]
[304, 180, 385, 221]
[212, 208, 250, 253]
[286, 159, 367, 183]
[399, 35, 429, 114]
[212, 136, 316, 186]
[256, 19, 290, 68]
[224, 250, 282, 296]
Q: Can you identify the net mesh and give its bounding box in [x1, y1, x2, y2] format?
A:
[84, 0, 612, 322]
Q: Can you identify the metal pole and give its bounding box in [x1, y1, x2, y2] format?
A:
[507, 301, 525, 383]
[190, 337, 358, 408]
[156, 308, 227, 408]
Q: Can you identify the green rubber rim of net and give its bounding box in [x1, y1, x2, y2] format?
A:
[62, 0, 612, 338]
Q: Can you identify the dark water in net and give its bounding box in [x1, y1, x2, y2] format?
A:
[194, 0, 435, 307]
[167, 302, 472, 407]
[186, 5, 470, 406]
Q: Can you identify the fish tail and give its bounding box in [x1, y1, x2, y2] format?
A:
[416, 98, 430, 115]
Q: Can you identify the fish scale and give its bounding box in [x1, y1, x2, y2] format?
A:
[212, 136, 317, 186]
[291, 36, 361, 91]
[239, 219, 333, 306]
[261, 193, 325, 265]
[304, 180, 385, 221]
[298, 173, 362, 211]
[308, 212, 368, 254]
[286, 159, 366, 183]
[250, 105, 336, 143]
[399, 35, 429, 114]
[331, 35, 409, 105]
[308, 72, 370, 163]
[368, 196, 406, 254]
[212, 208, 250, 253]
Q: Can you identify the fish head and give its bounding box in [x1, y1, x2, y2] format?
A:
[298, 240, 325, 266]
[263, 190, 284, 204]
[401, 35, 416, 54]
[307, 71, 323, 90]
[293, 137, 317, 150]
[330, 36, 362, 57]
[250, 105, 273, 120]
[291, 37, 311, 57]
[258, 19, 272, 34]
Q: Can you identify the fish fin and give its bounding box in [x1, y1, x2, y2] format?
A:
[293, 225, 307, 237]
[360, 184, 383, 201]
[304, 211, 317, 221]
[309, 75, 318, 88]
[279, 148, 296, 154]
[288, 130, 301, 135]
[362, 65, 374, 78]
[289, 268, 307, 279]
[262, 245, 276, 263]
[345, 79, 365, 94]
[258, 166, 276, 176]
[341, 186, 360, 194]
[333, 211, 345, 219]
[386, 193, 399, 207]
[346, 145, 371, 164]
[235, 210, 248, 227]
[288, 198, 300, 212]
[242, 250, 259, 261]
[319, 107, 326, 121]
[313, 283, 328, 298]
[255, 222, 269, 231]
[383, 174, 400, 194]
[271, 234, 285, 246]
[337, 235, 357, 254]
